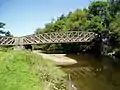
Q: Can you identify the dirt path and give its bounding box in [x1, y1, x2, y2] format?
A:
[33, 51, 77, 65]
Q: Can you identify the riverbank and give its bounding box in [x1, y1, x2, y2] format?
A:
[33, 51, 77, 65]
[0, 50, 67, 90]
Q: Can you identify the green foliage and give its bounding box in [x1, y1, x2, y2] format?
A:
[0, 51, 67, 90]
[88, 1, 107, 16]
[35, 28, 45, 34]
[108, 0, 120, 16]
[35, 7, 106, 34]
[0, 22, 5, 28]
[0, 22, 12, 36]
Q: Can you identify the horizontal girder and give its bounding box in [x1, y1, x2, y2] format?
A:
[0, 31, 98, 46]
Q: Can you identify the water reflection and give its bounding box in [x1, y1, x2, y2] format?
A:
[62, 54, 120, 90]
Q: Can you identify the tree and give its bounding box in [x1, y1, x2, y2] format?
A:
[35, 28, 44, 34]
[0, 22, 6, 35]
[0, 22, 5, 28]
[0, 22, 12, 36]
[88, 1, 107, 16]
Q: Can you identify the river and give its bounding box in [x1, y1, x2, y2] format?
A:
[61, 54, 120, 90]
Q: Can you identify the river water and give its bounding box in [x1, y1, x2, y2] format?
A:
[61, 54, 120, 90]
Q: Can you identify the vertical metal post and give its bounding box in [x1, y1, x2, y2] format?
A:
[14, 37, 24, 50]
[14, 37, 19, 50]
[15, 37, 19, 46]
[19, 37, 23, 46]
[19, 37, 24, 49]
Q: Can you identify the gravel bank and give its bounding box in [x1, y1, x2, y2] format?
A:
[33, 51, 77, 65]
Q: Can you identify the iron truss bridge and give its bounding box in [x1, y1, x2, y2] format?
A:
[0, 31, 98, 46]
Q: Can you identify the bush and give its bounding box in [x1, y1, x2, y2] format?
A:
[0, 50, 67, 90]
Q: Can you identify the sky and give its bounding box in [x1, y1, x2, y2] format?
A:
[0, 0, 90, 36]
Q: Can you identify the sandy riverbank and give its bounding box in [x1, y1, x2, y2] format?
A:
[33, 51, 77, 65]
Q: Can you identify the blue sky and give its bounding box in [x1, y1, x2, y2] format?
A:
[0, 0, 90, 36]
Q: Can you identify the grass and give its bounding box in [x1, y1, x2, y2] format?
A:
[0, 50, 67, 90]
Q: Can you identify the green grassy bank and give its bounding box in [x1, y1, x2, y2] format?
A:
[0, 50, 67, 90]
